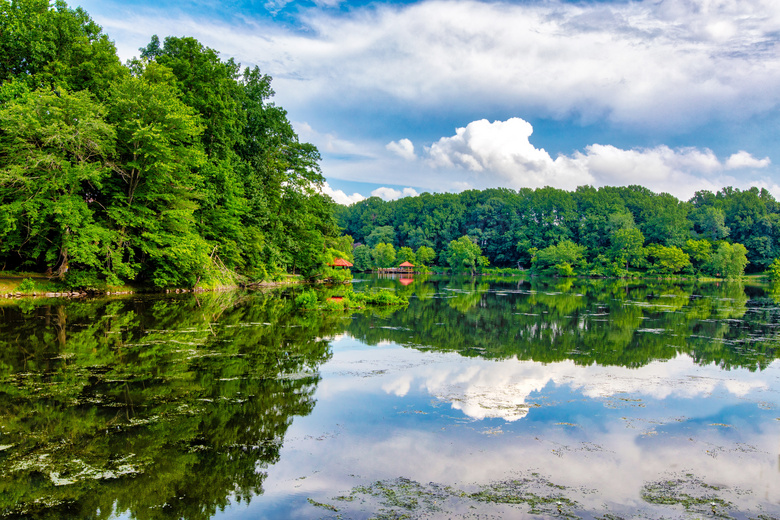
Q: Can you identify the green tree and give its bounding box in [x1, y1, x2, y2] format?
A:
[683, 239, 713, 273]
[105, 70, 209, 287]
[719, 186, 778, 272]
[610, 227, 645, 270]
[415, 245, 436, 267]
[532, 240, 586, 275]
[646, 244, 691, 274]
[372, 242, 397, 268]
[691, 206, 729, 241]
[705, 242, 748, 278]
[397, 246, 416, 265]
[0, 89, 116, 277]
[353, 244, 373, 271]
[445, 236, 488, 274]
[366, 225, 396, 248]
[639, 193, 692, 247]
[0, 0, 126, 97]
[767, 258, 780, 283]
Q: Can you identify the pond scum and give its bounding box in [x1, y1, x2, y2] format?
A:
[307, 472, 780, 519]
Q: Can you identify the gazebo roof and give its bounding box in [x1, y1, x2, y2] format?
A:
[399, 261, 414, 267]
[329, 258, 353, 267]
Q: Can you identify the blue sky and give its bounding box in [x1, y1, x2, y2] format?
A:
[74, 0, 780, 203]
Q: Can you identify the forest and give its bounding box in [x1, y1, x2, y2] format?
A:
[0, 0, 345, 289]
[336, 185, 780, 278]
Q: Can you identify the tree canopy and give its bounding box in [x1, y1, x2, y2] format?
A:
[338, 185, 779, 278]
[0, 1, 343, 287]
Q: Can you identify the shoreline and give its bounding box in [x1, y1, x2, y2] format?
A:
[0, 275, 303, 300]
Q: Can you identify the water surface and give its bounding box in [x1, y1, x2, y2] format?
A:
[1, 276, 780, 519]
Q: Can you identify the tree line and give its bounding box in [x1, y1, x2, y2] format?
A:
[336, 185, 780, 277]
[0, 0, 343, 289]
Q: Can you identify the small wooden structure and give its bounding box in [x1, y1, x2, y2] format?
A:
[399, 261, 414, 274]
[329, 258, 353, 268]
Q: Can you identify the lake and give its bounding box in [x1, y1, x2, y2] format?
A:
[1, 274, 780, 519]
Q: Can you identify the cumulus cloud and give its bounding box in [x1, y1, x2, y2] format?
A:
[320, 182, 365, 205]
[725, 150, 772, 170]
[425, 118, 591, 190]
[418, 118, 774, 199]
[370, 351, 771, 422]
[371, 186, 419, 201]
[386, 138, 416, 161]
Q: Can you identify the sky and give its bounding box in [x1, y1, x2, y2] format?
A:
[73, 0, 780, 204]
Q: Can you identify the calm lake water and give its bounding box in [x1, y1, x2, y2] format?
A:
[2, 274, 780, 519]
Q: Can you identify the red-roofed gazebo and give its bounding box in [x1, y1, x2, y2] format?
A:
[329, 258, 353, 268]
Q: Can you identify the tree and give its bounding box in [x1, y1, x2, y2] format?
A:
[683, 239, 713, 273]
[0, 5, 341, 287]
[397, 246, 416, 265]
[692, 206, 729, 241]
[366, 226, 396, 248]
[639, 193, 692, 247]
[532, 240, 586, 276]
[610, 227, 645, 270]
[444, 236, 488, 274]
[646, 245, 691, 274]
[415, 245, 436, 267]
[0, 0, 126, 97]
[325, 234, 354, 262]
[768, 258, 780, 283]
[705, 242, 748, 278]
[371, 242, 396, 268]
[105, 70, 209, 287]
[353, 244, 373, 271]
[0, 89, 116, 277]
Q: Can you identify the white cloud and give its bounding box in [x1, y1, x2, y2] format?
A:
[288, 0, 780, 130]
[725, 150, 772, 170]
[386, 138, 416, 161]
[371, 187, 419, 201]
[320, 182, 365, 205]
[418, 118, 777, 199]
[92, 0, 780, 131]
[425, 118, 592, 190]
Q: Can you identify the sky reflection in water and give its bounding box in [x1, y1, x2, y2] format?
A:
[236, 279, 780, 519]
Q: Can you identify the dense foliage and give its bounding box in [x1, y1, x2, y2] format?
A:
[0, 0, 343, 288]
[337, 185, 779, 277]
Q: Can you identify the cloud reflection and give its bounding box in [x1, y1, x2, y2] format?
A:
[374, 352, 771, 422]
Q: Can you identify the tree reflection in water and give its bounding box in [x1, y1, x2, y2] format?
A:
[349, 275, 778, 371]
[0, 290, 345, 519]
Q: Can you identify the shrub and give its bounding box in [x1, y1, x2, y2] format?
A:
[294, 290, 319, 310]
[63, 270, 105, 291]
[17, 278, 37, 294]
[768, 258, 780, 283]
